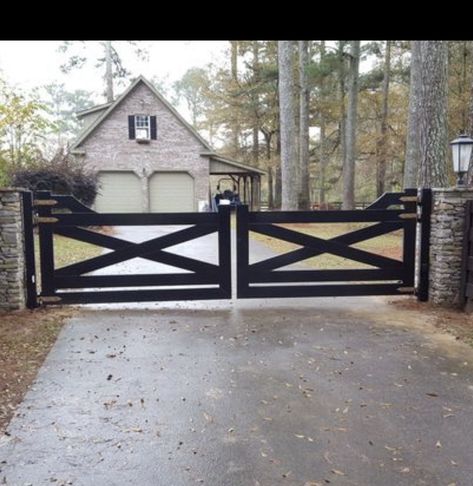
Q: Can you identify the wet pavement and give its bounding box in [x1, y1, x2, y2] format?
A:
[1, 226, 473, 485]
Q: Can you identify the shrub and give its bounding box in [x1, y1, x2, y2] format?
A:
[9, 150, 98, 207]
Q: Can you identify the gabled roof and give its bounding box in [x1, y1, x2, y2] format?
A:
[71, 75, 213, 152]
[76, 102, 113, 118]
[208, 153, 267, 176]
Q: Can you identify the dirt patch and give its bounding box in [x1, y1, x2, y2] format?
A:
[0, 307, 74, 433]
[389, 298, 473, 347]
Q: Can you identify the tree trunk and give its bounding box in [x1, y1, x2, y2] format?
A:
[338, 41, 347, 200]
[275, 122, 282, 209]
[278, 41, 298, 210]
[376, 41, 391, 197]
[105, 41, 114, 103]
[230, 41, 240, 155]
[467, 41, 473, 184]
[319, 41, 327, 205]
[298, 40, 311, 210]
[252, 42, 260, 166]
[263, 130, 274, 208]
[404, 41, 422, 189]
[418, 41, 449, 188]
[343, 41, 360, 210]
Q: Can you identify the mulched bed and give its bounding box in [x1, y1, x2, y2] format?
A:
[0, 307, 73, 433]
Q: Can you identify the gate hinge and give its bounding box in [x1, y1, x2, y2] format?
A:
[397, 287, 415, 293]
[33, 199, 58, 206]
[399, 196, 418, 203]
[398, 213, 417, 219]
[34, 216, 59, 224]
[38, 296, 62, 303]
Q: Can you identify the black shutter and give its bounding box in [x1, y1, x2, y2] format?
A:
[150, 116, 157, 140]
[128, 115, 135, 139]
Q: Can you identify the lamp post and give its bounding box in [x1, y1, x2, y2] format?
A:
[450, 134, 473, 187]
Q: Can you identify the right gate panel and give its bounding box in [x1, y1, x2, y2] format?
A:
[236, 189, 421, 299]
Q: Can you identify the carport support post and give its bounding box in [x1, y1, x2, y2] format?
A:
[429, 188, 473, 307]
[0, 189, 30, 311]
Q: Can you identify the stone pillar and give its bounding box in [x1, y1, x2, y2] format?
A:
[0, 189, 26, 311]
[429, 188, 473, 307]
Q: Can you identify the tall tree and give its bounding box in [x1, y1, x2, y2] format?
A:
[418, 41, 449, 188]
[278, 41, 298, 210]
[319, 41, 328, 205]
[404, 41, 422, 188]
[343, 41, 360, 209]
[58, 41, 149, 103]
[376, 41, 391, 196]
[298, 41, 311, 209]
[230, 41, 240, 155]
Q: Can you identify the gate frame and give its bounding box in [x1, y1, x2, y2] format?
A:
[33, 191, 231, 306]
[236, 188, 431, 300]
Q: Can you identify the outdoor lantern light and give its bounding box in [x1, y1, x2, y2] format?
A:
[450, 134, 473, 186]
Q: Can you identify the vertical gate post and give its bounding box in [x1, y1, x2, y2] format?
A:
[403, 188, 417, 289]
[417, 188, 432, 302]
[36, 191, 56, 299]
[217, 204, 232, 298]
[21, 191, 38, 309]
[236, 205, 249, 298]
[429, 187, 473, 307]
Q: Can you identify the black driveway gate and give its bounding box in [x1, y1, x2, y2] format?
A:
[236, 189, 431, 300]
[25, 189, 431, 307]
[31, 191, 231, 306]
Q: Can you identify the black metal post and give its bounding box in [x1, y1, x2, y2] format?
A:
[21, 191, 38, 309]
[36, 191, 56, 299]
[402, 188, 417, 288]
[417, 188, 432, 301]
[218, 204, 232, 298]
[236, 205, 249, 298]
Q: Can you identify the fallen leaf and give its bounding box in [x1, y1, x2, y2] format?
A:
[436, 440, 442, 448]
[401, 467, 410, 473]
[295, 434, 305, 439]
[331, 469, 345, 476]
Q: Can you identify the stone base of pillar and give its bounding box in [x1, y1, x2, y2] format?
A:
[429, 188, 473, 308]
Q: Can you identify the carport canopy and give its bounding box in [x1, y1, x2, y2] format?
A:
[207, 154, 266, 211]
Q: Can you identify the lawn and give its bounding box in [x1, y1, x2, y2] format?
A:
[1, 231, 103, 433]
[250, 222, 403, 269]
[34, 232, 105, 290]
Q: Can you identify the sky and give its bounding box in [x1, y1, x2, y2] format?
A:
[0, 41, 229, 103]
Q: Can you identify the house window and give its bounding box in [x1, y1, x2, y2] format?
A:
[135, 115, 150, 140]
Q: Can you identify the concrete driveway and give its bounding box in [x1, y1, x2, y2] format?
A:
[1, 226, 473, 485]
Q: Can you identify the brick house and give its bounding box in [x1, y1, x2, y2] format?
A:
[71, 75, 265, 212]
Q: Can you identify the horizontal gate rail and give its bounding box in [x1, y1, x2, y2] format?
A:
[237, 188, 418, 299]
[247, 209, 413, 224]
[47, 212, 219, 226]
[35, 191, 231, 305]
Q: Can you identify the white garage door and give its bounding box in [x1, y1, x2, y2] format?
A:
[149, 172, 195, 212]
[95, 171, 143, 213]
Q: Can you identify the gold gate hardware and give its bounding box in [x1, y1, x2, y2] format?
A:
[397, 287, 415, 293]
[398, 213, 417, 219]
[34, 216, 59, 224]
[39, 296, 62, 303]
[399, 196, 418, 202]
[33, 199, 58, 206]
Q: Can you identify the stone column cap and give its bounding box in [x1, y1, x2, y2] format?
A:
[0, 187, 29, 192]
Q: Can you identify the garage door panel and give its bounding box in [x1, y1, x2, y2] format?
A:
[150, 172, 194, 213]
[96, 172, 143, 213]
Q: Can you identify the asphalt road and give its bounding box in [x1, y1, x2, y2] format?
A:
[1, 226, 473, 485]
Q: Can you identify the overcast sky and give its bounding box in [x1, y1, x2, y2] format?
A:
[0, 41, 229, 103]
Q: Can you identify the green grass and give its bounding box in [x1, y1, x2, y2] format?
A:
[250, 222, 403, 269]
[34, 233, 103, 290]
